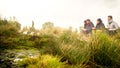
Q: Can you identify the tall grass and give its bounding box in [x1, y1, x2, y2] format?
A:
[89, 33, 120, 67]
[34, 29, 120, 68]
[59, 44, 91, 65]
[52, 30, 91, 67]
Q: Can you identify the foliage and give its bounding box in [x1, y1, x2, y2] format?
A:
[59, 44, 91, 65]
[1, 19, 120, 68]
[89, 33, 120, 68]
[42, 22, 54, 30]
[18, 55, 65, 68]
[0, 18, 20, 36]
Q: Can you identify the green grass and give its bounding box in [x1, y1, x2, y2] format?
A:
[18, 55, 65, 68]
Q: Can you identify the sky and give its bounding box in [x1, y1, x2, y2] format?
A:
[0, 0, 120, 30]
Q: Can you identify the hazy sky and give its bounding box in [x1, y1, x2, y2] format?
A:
[0, 0, 120, 29]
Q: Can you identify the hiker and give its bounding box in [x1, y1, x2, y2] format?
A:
[95, 18, 105, 30]
[84, 20, 87, 29]
[107, 15, 119, 35]
[86, 19, 94, 28]
[82, 19, 93, 34]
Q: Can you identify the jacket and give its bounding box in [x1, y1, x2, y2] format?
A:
[85, 24, 93, 34]
[96, 22, 105, 30]
[107, 20, 119, 31]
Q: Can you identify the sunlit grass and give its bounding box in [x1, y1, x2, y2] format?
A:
[18, 55, 65, 68]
